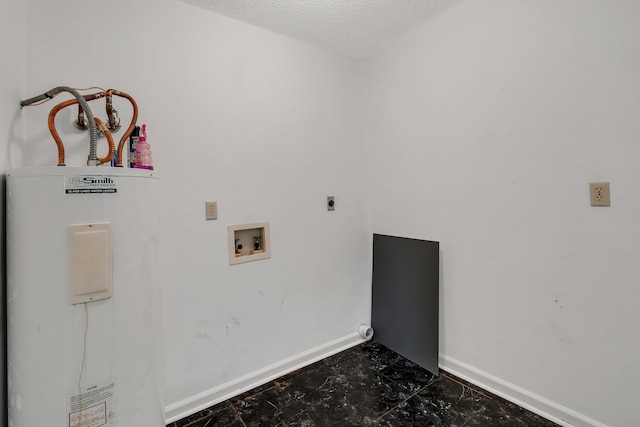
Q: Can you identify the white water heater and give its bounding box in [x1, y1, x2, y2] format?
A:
[7, 167, 164, 426]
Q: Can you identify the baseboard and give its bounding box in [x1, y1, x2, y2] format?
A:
[439, 355, 608, 427]
[164, 332, 364, 424]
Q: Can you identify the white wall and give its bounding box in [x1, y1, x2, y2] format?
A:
[12, 0, 640, 425]
[361, 1, 640, 426]
[0, 0, 27, 423]
[22, 0, 370, 420]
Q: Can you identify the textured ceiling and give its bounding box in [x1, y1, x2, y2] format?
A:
[180, 0, 463, 59]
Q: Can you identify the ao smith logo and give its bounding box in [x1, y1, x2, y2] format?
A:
[65, 176, 118, 194]
[68, 177, 115, 187]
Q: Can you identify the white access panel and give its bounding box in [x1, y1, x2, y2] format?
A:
[7, 167, 164, 427]
[68, 223, 112, 304]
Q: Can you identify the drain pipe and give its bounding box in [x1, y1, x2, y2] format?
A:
[21, 86, 99, 166]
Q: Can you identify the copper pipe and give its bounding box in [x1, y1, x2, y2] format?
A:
[48, 92, 106, 166]
[106, 89, 138, 167]
[47, 89, 136, 167]
[75, 92, 108, 130]
[22, 86, 101, 165]
[47, 104, 68, 166]
[94, 117, 115, 165]
[105, 93, 120, 132]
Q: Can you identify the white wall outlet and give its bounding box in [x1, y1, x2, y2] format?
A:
[589, 182, 610, 207]
[205, 201, 218, 220]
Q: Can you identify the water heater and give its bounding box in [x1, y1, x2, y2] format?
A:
[7, 167, 164, 426]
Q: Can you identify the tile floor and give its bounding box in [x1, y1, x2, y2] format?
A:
[169, 340, 559, 426]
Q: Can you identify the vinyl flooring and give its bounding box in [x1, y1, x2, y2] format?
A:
[169, 340, 559, 426]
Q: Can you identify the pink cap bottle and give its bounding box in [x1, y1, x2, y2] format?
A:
[134, 123, 154, 170]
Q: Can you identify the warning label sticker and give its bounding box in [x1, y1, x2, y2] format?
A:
[65, 176, 118, 194]
[69, 379, 116, 427]
[69, 403, 106, 427]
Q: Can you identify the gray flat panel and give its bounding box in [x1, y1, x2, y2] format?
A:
[371, 234, 439, 374]
[0, 174, 9, 426]
[1, 176, 6, 425]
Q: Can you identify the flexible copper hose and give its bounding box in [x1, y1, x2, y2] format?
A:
[93, 117, 115, 165]
[47, 104, 68, 166]
[22, 86, 101, 165]
[48, 92, 109, 165]
[106, 93, 115, 128]
[106, 89, 138, 167]
[75, 92, 108, 130]
[105, 93, 121, 132]
[77, 94, 119, 132]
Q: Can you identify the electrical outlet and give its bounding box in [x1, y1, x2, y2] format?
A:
[205, 201, 218, 220]
[589, 182, 610, 207]
[327, 196, 335, 211]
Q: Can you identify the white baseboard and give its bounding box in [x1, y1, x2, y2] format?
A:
[164, 332, 364, 424]
[439, 355, 608, 427]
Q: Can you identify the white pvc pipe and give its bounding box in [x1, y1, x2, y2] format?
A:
[358, 324, 374, 340]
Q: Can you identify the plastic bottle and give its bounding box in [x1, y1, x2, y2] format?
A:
[128, 126, 140, 168]
[134, 123, 154, 170]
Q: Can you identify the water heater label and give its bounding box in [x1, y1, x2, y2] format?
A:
[68, 378, 116, 427]
[65, 176, 118, 194]
[69, 403, 106, 427]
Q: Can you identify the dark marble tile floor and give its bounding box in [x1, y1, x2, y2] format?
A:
[168, 340, 558, 426]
